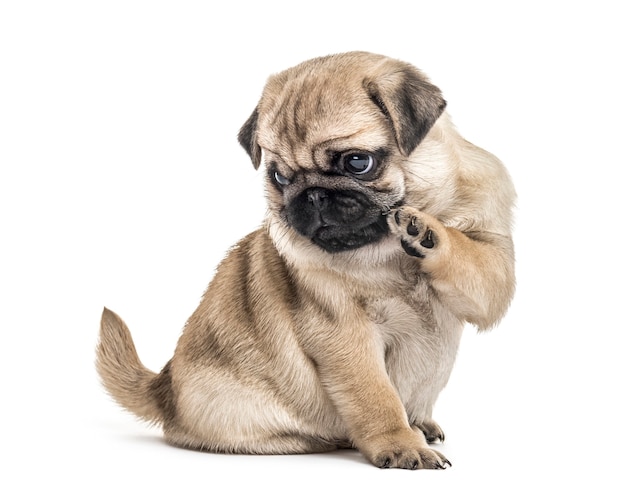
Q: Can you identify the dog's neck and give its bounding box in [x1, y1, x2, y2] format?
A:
[266, 216, 410, 287]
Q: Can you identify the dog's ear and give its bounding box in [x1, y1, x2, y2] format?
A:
[238, 106, 262, 169]
[365, 66, 447, 156]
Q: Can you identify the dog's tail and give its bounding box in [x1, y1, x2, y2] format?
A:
[96, 307, 165, 425]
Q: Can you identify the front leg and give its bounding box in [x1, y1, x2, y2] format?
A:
[304, 314, 450, 469]
[389, 206, 515, 330]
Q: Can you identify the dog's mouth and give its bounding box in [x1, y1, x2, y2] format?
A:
[311, 215, 390, 252]
[285, 188, 394, 253]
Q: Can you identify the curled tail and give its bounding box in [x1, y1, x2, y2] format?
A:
[96, 307, 170, 425]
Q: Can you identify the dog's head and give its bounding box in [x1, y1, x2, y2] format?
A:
[238, 52, 446, 254]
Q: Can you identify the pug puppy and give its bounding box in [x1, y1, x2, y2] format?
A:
[97, 51, 516, 470]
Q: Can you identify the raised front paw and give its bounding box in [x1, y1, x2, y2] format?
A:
[360, 428, 451, 470]
[389, 207, 445, 259]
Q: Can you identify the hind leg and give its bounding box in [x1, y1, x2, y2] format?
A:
[165, 369, 350, 455]
[163, 424, 347, 454]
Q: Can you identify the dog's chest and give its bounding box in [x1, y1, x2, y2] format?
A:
[364, 283, 464, 414]
[366, 289, 459, 360]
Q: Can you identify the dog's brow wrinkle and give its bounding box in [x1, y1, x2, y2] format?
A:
[293, 93, 308, 142]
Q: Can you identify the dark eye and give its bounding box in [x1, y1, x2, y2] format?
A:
[343, 153, 377, 176]
[274, 171, 291, 186]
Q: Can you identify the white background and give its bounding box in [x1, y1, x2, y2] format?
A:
[2, 1, 625, 490]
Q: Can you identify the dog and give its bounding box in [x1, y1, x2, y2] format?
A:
[96, 51, 516, 470]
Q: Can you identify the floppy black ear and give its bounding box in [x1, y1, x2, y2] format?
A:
[365, 67, 447, 156]
[238, 106, 262, 169]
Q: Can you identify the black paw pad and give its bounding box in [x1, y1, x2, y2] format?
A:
[407, 218, 420, 236]
[401, 239, 425, 258]
[419, 230, 435, 249]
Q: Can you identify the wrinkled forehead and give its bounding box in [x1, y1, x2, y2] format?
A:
[256, 75, 391, 164]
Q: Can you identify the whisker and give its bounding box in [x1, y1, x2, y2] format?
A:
[405, 168, 436, 187]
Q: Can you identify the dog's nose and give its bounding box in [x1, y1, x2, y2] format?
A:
[306, 188, 328, 210]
